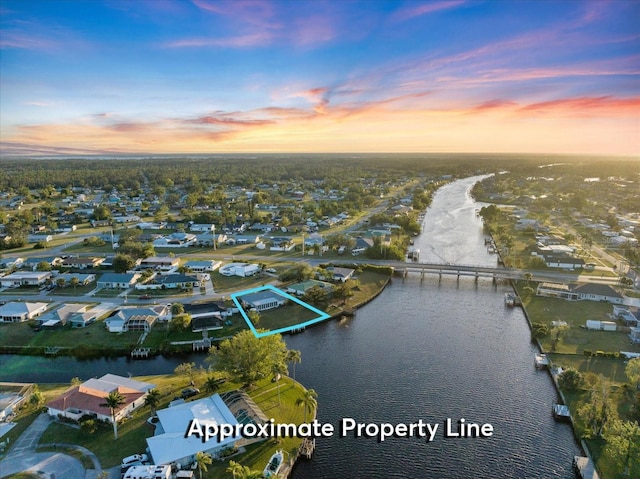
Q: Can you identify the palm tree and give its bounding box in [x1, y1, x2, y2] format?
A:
[296, 388, 318, 423]
[286, 349, 302, 382]
[144, 389, 161, 416]
[195, 451, 212, 479]
[101, 390, 126, 440]
[227, 460, 245, 479]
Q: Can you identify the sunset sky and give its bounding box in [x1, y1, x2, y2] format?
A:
[1, 0, 639, 156]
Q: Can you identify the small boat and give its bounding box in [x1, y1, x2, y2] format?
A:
[263, 449, 284, 478]
[534, 354, 550, 369]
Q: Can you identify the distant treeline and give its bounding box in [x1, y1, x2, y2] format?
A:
[2, 153, 633, 191]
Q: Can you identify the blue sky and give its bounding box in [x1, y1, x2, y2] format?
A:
[1, 0, 638, 156]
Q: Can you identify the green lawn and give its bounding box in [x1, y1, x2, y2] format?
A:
[520, 289, 640, 354]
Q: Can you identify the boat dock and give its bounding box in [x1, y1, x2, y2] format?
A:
[574, 456, 600, 479]
[534, 354, 550, 369]
[130, 347, 151, 359]
[298, 438, 315, 459]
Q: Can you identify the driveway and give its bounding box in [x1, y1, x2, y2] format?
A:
[0, 413, 117, 479]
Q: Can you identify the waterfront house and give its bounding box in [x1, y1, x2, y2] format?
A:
[536, 282, 623, 304]
[0, 384, 33, 421]
[536, 283, 579, 301]
[36, 303, 89, 328]
[332, 267, 355, 283]
[572, 283, 623, 304]
[0, 302, 48, 322]
[104, 305, 170, 333]
[287, 279, 334, 296]
[97, 272, 140, 289]
[45, 374, 154, 423]
[240, 290, 286, 312]
[146, 395, 242, 468]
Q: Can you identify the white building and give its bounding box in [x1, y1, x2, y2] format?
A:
[146, 395, 241, 468]
[0, 302, 48, 322]
[218, 263, 260, 277]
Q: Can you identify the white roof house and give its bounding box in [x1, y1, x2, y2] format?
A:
[0, 271, 51, 287]
[218, 263, 260, 277]
[0, 302, 48, 322]
[146, 395, 241, 467]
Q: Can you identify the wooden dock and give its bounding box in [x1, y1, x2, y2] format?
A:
[130, 347, 150, 359]
[298, 438, 315, 459]
[574, 456, 600, 479]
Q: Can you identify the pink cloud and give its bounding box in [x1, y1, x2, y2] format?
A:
[391, 1, 466, 23]
[520, 96, 640, 115]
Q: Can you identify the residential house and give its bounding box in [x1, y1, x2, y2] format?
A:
[536, 282, 623, 304]
[97, 272, 140, 289]
[153, 233, 197, 248]
[287, 280, 334, 296]
[182, 260, 221, 273]
[136, 274, 200, 290]
[536, 283, 579, 301]
[0, 302, 48, 322]
[240, 290, 286, 312]
[139, 256, 180, 271]
[332, 267, 355, 283]
[37, 303, 89, 328]
[189, 223, 215, 233]
[351, 237, 374, 255]
[542, 254, 585, 271]
[22, 256, 63, 271]
[55, 273, 96, 287]
[218, 263, 260, 277]
[572, 283, 623, 304]
[27, 234, 53, 244]
[104, 305, 170, 333]
[61, 257, 105, 270]
[0, 384, 33, 422]
[270, 237, 295, 251]
[45, 374, 155, 423]
[0, 271, 51, 287]
[146, 395, 245, 468]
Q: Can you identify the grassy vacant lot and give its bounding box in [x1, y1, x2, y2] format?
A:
[0, 320, 140, 355]
[520, 288, 640, 354]
[37, 373, 312, 477]
[547, 353, 630, 384]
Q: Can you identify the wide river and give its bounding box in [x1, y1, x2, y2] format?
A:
[0, 176, 581, 478]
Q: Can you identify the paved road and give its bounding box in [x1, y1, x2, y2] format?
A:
[0, 413, 119, 479]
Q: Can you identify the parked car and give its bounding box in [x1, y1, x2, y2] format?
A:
[181, 387, 200, 399]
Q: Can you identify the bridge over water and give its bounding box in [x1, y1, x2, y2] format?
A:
[375, 260, 620, 286]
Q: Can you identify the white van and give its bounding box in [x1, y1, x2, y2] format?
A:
[121, 453, 148, 472]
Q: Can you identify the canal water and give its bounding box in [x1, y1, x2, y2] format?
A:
[0, 176, 581, 478]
